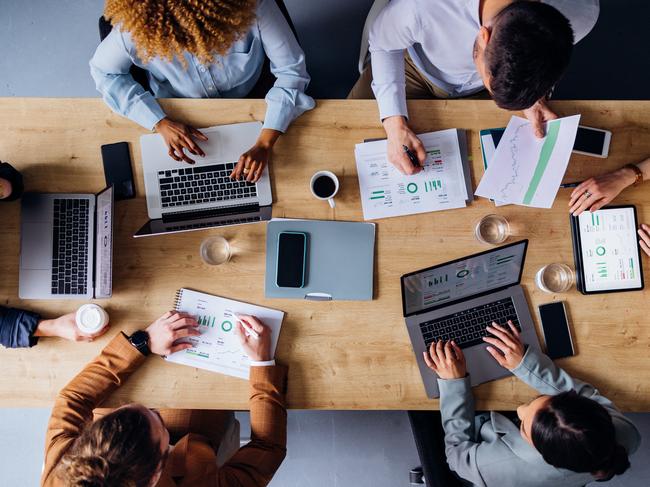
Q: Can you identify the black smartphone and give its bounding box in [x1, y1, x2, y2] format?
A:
[538, 302, 575, 359]
[101, 142, 135, 200]
[276, 231, 307, 288]
[573, 126, 611, 158]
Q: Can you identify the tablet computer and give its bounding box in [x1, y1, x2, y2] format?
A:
[570, 205, 644, 294]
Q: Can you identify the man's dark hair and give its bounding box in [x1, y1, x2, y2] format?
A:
[531, 391, 631, 481]
[486, 1, 574, 110]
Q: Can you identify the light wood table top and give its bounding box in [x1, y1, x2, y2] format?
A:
[1, 99, 649, 410]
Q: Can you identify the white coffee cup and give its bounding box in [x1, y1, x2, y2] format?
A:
[75, 304, 109, 335]
[310, 170, 339, 208]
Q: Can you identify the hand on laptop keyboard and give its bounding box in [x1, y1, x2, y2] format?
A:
[230, 129, 281, 183]
[422, 340, 467, 380]
[483, 321, 525, 370]
[155, 117, 208, 164]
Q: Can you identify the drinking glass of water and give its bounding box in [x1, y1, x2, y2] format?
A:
[474, 214, 510, 245]
[535, 263, 574, 293]
[200, 236, 231, 265]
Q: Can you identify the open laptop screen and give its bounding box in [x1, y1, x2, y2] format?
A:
[95, 187, 114, 298]
[402, 240, 528, 316]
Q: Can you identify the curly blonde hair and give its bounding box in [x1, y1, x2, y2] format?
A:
[104, 0, 258, 64]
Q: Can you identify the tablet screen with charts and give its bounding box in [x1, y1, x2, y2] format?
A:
[576, 206, 644, 293]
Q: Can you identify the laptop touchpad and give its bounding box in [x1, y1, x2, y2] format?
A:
[21, 223, 52, 270]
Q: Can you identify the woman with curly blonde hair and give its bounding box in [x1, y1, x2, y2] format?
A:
[90, 0, 314, 181]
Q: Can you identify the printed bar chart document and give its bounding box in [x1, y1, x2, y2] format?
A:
[166, 288, 284, 379]
[475, 115, 580, 208]
[355, 129, 470, 220]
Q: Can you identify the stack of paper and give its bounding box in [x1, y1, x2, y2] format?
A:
[355, 129, 472, 220]
[475, 115, 580, 208]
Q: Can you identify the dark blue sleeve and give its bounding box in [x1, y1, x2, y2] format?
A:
[0, 305, 41, 348]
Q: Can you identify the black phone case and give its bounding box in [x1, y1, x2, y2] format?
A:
[101, 142, 135, 200]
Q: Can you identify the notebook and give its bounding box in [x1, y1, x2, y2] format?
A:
[165, 288, 284, 379]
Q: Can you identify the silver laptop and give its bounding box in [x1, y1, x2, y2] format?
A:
[135, 121, 273, 237]
[19, 187, 114, 299]
[401, 240, 541, 398]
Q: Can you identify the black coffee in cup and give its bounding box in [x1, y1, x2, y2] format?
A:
[312, 175, 336, 198]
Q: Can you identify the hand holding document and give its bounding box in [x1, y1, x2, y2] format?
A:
[475, 115, 580, 208]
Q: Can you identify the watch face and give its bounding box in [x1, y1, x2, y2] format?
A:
[131, 331, 148, 347]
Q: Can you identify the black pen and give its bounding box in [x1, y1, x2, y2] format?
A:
[402, 145, 421, 168]
[560, 181, 583, 188]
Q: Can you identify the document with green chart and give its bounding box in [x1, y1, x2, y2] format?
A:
[475, 115, 580, 208]
[166, 288, 284, 379]
[355, 129, 470, 220]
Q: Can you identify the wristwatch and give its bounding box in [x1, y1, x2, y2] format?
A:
[624, 163, 644, 186]
[127, 330, 151, 356]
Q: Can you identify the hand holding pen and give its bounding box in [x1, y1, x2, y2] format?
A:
[234, 314, 273, 362]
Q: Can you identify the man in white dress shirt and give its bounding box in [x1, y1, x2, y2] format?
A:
[350, 0, 599, 175]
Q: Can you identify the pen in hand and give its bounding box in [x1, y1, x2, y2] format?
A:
[234, 314, 260, 340]
[402, 145, 421, 169]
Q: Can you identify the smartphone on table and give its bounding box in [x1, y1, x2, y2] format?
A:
[538, 302, 575, 359]
[101, 142, 135, 200]
[276, 231, 308, 288]
[573, 126, 611, 158]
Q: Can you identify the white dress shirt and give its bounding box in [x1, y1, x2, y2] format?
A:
[369, 0, 600, 120]
[90, 0, 315, 131]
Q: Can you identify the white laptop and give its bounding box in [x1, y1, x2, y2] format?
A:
[135, 121, 273, 237]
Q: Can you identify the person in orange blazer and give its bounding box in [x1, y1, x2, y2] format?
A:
[40, 311, 287, 487]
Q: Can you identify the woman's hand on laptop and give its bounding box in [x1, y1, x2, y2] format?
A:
[483, 321, 525, 370]
[423, 340, 466, 379]
[154, 117, 208, 165]
[230, 129, 282, 183]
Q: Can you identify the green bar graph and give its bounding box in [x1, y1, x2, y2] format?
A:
[596, 262, 608, 278]
[591, 213, 600, 226]
[370, 190, 385, 200]
[523, 120, 561, 205]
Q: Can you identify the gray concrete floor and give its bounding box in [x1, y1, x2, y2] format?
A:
[1, 1, 649, 486]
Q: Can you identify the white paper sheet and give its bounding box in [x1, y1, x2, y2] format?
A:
[355, 129, 468, 220]
[165, 288, 284, 380]
[480, 133, 509, 207]
[475, 115, 580, 208]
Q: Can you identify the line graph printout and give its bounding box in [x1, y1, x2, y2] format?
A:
[355, 129, 469, 220]
[577, 208, 643, 292]
[475, 115, 580, 208]
[165, 288, 284, 379]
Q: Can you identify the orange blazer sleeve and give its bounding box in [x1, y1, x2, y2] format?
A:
[41, 333, 146, 486]
[216, 364, 288, 487]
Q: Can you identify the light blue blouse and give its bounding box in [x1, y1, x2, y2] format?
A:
[89, 0, 315, 132]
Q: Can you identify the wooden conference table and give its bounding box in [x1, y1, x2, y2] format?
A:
[1, 99, 649, 411]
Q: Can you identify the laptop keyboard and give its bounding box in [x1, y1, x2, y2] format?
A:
[51, 199, 89, 295]
[419, 297, 522, 350]
[157, 163, 257, 209]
